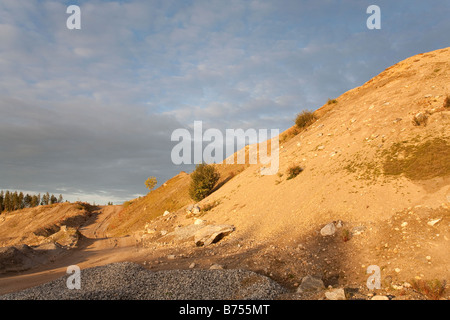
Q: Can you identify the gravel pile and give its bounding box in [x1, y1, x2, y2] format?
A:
[0, 262, 287, 300]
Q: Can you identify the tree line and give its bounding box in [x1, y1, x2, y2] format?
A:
[0, 190, 64, 214]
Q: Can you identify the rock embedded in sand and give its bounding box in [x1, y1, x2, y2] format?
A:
[320, 223, 336, 236]
[325, 288, 346, 300]
[194, 225, 235, 247]
[296, 275, 325, 293]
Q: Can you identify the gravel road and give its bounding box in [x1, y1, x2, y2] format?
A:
[0, 262, 286, 300]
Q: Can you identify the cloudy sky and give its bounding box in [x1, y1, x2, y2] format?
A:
[0, 0, 449, 204]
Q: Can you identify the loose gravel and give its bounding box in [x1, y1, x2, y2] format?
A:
[0, 262, 287, 300]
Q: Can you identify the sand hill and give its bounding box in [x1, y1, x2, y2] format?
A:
[0, 47, 449, 300]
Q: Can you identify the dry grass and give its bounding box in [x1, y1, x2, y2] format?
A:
[327, 98, 338, 105]
[201, 200, 221, 212]
[382, 138, 450, 180]
[295, 110, 317, 129]
[444, 95, 450, 108]
[286, 165, 303, 180]
[280, 126, 300, 144]
[107, 172, 192, 236]
[411, 279, 447, 300]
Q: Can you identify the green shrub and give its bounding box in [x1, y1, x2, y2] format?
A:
[295, 110, 316, 129]
[286, 165, 303, 180]
[189, 163, 220, 202]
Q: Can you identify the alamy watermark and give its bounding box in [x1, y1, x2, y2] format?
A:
[66, 5, 81, 30]
[171, 121, 279, 175]
[367, 5, 381, 30]
[66, 265, 81, 290]
[366, 265, 381, 290]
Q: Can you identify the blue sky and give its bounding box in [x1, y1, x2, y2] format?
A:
[0, 0, 449, 204]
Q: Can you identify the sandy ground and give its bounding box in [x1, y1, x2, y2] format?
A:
[0, 47, 449, 299]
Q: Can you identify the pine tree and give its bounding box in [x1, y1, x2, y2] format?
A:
[50, 194, 58, 204]
[24, 194, 32, 208]
[4, 191, 11, 212]
[41, 192, 50, 205]
[31, 195, 39, 207]
[12, 191, 19, 211]
[18, 192, 24, 209]
[0, 191, 4, 213]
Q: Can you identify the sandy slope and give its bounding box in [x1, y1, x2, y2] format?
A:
[0, 47, 449, 299]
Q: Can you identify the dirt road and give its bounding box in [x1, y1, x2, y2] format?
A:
[0, 205, 139, 295]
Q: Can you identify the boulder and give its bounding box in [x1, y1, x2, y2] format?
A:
[49, 226, 79, 248]
[194, 225, 235, 247]
[297, 275, 325, 293]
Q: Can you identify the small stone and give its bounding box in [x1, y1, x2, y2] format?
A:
[325, 288, 346, 300]
[401, 222, 408, 227]
[320, 223, 336, 236]
[163, 210, 170, 216]
[192, 205, 201, 215]
[297, 275, 325, 293]
[167, 255, 176, 260]
[395, 268, 401, 273]
[426, 256, 431, 261]
[189, 263, 196, 269]
[209, 264, 223, 270]
[371, 295, 389, 300]
[427, 218, 441, 226]
[392, 284, 403, 290]
[194, 218, 205, 225]
[352, 225, 366, 236]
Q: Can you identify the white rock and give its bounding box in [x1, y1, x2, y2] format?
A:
[371, 295, 389, 300]
[325, 288, 346, 300]
[209, 264, 223, 270]
[427, 218, 441, 226]
[320, 223, 336, 236]
[192, 205, 201, 214]
[194, 218, 205, 225]
[189, 263, 196, 269]
[163, 210, 170, 216]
